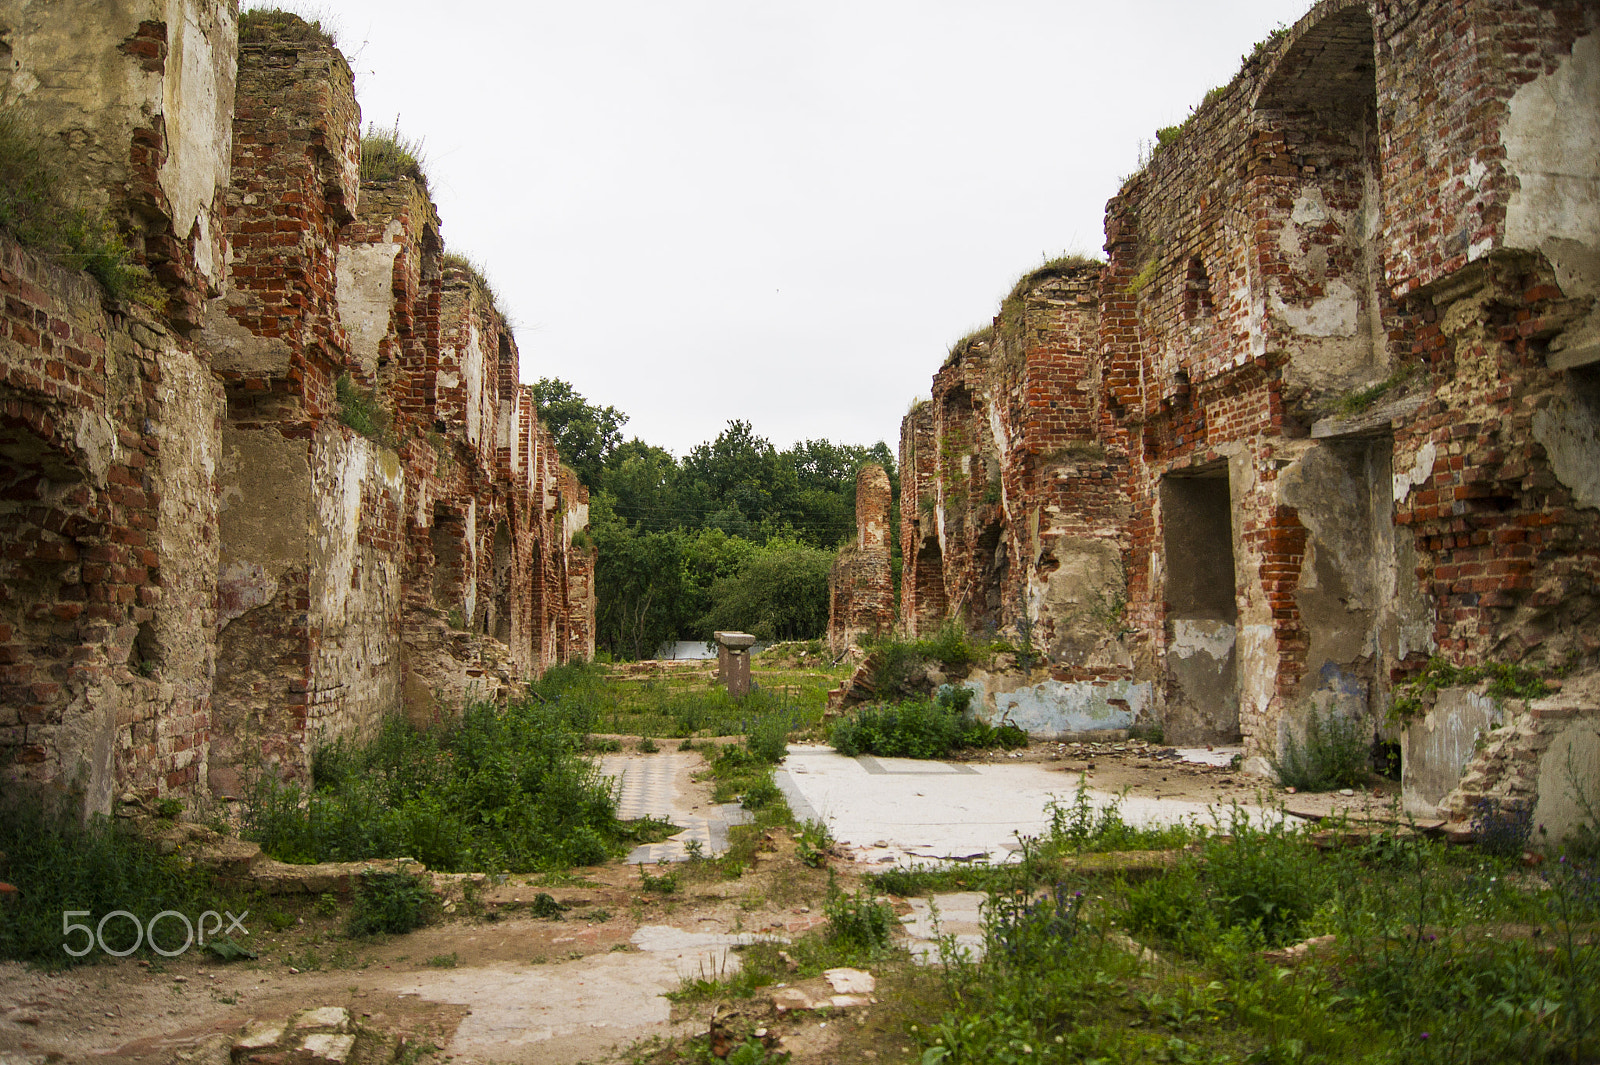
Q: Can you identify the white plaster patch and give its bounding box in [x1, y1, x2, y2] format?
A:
[1532, 391, 1600, 510]
[464, 325, 485, 446]
[1270, 279, 1359, 338]
[336, 241, 403, 370]
[464, 497, 478, 623]
[1503, 31, 1600, 251]
[73, 409, 118, 488]
[1171, 619, 1236, 660]
[1290, 188, 1331, 227]
[158, 0, 235, 286]
[1393, 440, 1438, 503]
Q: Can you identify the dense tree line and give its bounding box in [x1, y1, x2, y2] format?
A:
[531, 379, 899, 659]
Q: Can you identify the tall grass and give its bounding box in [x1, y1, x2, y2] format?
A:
[908, 801, 1600, 1064]
[242, 696, 620, 872]
[360, 121, 428, 187]
[0, 797, 218, 967]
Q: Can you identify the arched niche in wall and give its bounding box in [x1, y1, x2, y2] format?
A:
[1251, 1, 1396, 417]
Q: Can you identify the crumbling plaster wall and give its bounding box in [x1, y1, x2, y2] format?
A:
[875, 0, 1600, 810]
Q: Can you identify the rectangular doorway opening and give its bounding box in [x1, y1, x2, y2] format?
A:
[1161, 465, 1240, 743]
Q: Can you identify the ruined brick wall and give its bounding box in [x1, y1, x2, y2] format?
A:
[0, 241, 219, 811]
[893, 0, 1600, 781]
[0, 0, 235, 811]
[204, 25, 369, 785]
[0, 9, 595, 811]
[898, 401, 945, 636]
[827, 463, 894, 653]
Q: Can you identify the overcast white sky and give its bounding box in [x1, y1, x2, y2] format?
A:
[261, 1, 1314, 458]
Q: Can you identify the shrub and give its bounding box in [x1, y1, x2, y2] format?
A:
[860, 620, 990, 700]
[1124, 808, 1327, 949]
[348, 871, 435, 937]
[829, 684, 1024, 760]
[744, 710, 796, 764]
[1269, 706, 1370, 791]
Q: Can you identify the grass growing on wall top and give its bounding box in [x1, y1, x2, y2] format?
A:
[360, 121, 429, 188]
[998, 253, 1105, 345]
[238, 7, 336, 44]
[442, 251, 504, 316]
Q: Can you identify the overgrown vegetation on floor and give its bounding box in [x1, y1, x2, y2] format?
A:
[241, 654, 827, 876]
[0, 797, 221, 968]
[891, 803, 1600, 1064]
[830, 683, 1026, 759]
[537, 650, 842, 740]
[243, 695, 629, 872]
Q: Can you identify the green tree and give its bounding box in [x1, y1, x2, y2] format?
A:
[681, 420, 798, 537]
[698, 539, 835, 641]
[529, 378, 626, 491]
[601, 438, 680, 533]
[589, 495, 687, 660]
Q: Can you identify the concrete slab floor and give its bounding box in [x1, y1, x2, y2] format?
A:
[776, 744, 1275, 867]
[598, 751, 752, 862]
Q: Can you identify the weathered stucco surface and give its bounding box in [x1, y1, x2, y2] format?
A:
[1402, 688, 1504, 815]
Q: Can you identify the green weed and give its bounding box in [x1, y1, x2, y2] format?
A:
[334, 372, 393, 446]
[360, 120, 428, 187]
[238, 7, 334, 42]
[348, 871, 435, 937]
[638, 861, 680, 895]
[1269, 706, 1371, 792]
[0, 797, 221, 967]
[241, 695, 621, 873]
[0, 108, 164, 307]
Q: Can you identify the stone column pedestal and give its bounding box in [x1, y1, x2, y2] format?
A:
[714, 631, 757, 698]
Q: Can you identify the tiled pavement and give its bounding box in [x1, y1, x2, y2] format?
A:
[597, 751, 752, 863]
